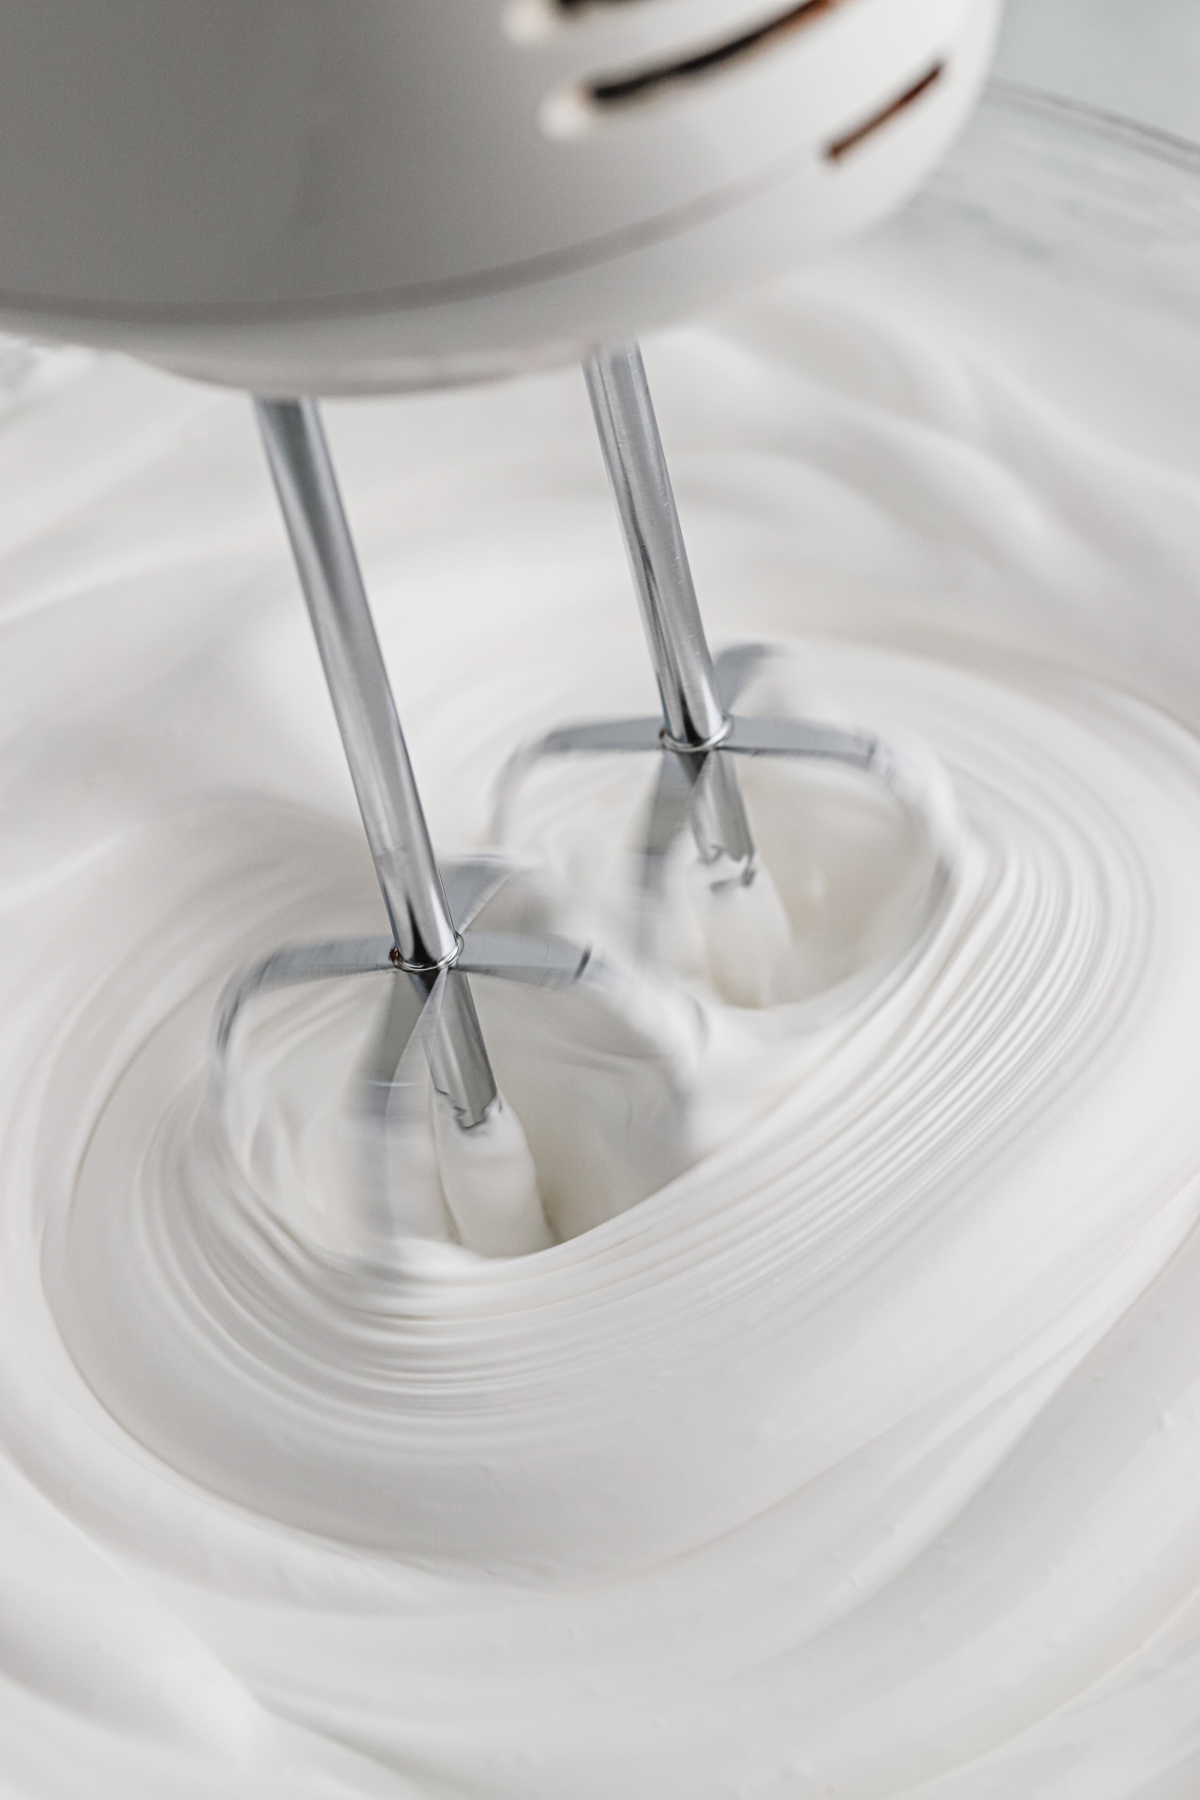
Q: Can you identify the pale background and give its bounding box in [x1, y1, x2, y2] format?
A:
[996, 0, 1200, 142]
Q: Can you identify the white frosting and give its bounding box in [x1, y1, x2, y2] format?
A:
[4, 111, 1200, 1796]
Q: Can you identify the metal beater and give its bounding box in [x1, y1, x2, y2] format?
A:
[216, 399, 594, 1144]
[495, 342, 918, 956]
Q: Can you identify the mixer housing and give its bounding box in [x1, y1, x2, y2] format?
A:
[0, 0, 1000, 393]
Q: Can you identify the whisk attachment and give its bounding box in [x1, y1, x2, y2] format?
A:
[211, 852, 707, 1254]
[230, 394, 711, 1250]
[581, 342, 755, 892]
[213, 859, 592, 1083]
[255, 397, 511, 1132]
[494, 342, 948, 961]
[211, 855, 596, 1213]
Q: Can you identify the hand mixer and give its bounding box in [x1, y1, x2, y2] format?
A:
[0, 0, 1001, 1242]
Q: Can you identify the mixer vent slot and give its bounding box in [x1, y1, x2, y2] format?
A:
[582, 0, 856, 110]
[824, 61, 944, 161]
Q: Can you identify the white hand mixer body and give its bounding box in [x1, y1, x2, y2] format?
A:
[0, 0, 1001, 1240]
[0, 0, 999, 392]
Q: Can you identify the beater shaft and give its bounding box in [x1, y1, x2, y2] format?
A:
[255, 398, 498, 1128]
[583, 343, 755, 874]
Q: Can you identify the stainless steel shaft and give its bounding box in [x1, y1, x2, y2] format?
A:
[255, 397, 497, 1127]
[583, 343, 755, 873]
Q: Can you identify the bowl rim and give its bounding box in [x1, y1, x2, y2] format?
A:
[986, 76, 1200, 178]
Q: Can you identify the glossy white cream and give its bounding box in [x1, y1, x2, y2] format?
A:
[2, 96, 1200, 1799]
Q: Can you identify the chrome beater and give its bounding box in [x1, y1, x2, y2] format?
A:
[494, 343, 909, 954]
[216, 400, 594, 1153]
